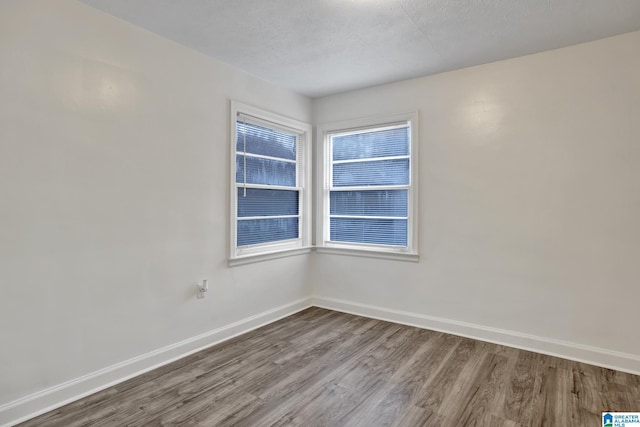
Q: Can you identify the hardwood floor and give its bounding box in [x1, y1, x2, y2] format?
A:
[20, 308, 640, 426]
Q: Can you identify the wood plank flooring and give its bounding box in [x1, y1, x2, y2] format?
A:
[20, 308, 640, 426]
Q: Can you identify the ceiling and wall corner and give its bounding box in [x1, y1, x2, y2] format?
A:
[79, 0, 640, 97]
[1, 0, 639, 424]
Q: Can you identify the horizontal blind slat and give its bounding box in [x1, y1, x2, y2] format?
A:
[332, 126, 409, 161]
[333, 158, 409, 187]
[237, 121, 297, 160]
[330, 189, 408, 217]
[237, 188, 299, 217]
[330, 218, 407, 247]
[236, 155, 296, 187]
[237, 217, 299, 247]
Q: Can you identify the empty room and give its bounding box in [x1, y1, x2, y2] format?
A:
[1, 0, 640, 426]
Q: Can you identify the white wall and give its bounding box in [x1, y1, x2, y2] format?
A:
[312, 31, 640, 367]
[0, 0, 312, 418]
[2, 1, 639, 423]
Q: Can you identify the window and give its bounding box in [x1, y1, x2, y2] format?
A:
[317, 112, 419, 261]
[230, 101, 312, 265]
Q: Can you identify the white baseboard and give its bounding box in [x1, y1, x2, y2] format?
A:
[0, 297, 312, 427]
[313, 296, 640, 376]
[4, 295, 639, 426]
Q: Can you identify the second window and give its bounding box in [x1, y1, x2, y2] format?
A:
[319, 112, 418, 257]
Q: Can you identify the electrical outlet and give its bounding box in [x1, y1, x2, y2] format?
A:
[197, 279, 208, 299]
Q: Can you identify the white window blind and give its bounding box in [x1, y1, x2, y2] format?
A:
[230, 101, 312, 264]
[317, 112, 419, 260]
[329, 124, 411, 247]
[235, 118, 300, 247]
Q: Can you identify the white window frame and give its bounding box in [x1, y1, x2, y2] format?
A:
[316, 112, 419, 262]
[229, 101, 312, 266]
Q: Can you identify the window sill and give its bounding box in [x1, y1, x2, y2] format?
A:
[315, 246, 419, 263]
[228, 247, 313, 267]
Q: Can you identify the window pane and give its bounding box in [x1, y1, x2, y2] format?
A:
[330, 190, 407, 217]
[237, 217, 299, 246]
[237, 121, 296, 160]
[238, 188, 298, 217]
[332, 126, 409, 161]
[236, 154, 296, 187]
[333, 158, 409, 187]
[330, 218, 407, 246]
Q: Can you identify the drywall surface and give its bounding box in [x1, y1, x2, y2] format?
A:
[0, 0, 311, 410]
[312, 32, 640, 359]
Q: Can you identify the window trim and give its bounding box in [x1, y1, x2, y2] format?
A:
[229, 100, 312, 266]
[316, 112, 419, 261]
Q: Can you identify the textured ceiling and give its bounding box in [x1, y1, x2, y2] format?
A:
[80, 0, 640, 98]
